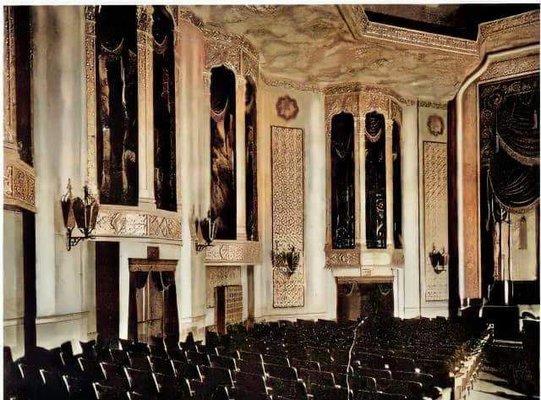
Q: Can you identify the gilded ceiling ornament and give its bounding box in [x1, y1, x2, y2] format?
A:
[276, 95, 299, 121]
[427, 114, 445, 137]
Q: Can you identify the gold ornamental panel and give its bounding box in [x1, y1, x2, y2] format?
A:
[271, 126, 305, 308]
[204, 240, 262, 265]
[94, 206, 181, 241]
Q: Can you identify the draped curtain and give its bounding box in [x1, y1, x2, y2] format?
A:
[480, 74, 540, 215]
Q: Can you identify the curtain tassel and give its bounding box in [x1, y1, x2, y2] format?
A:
[519, 216, 528, 250]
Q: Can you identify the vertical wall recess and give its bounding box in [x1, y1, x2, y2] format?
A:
[392, 121, 403, 249]
[95, 6, 139, 205]
[153, 6, 177, 211]
[331, 113, 355, 249]
[423, 141, 449, 301]
[245, 77, 258, 241]
[210, 66, 237, 239]
[365, 111, 387, 249]
[271, 126, 305, 308]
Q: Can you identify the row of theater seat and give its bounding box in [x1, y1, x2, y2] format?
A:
[5, 317, 487, 400]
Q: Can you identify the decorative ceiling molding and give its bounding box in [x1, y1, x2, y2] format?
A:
[337, 5, 478, 56]
[418, 100, 448, 109]
[324, 82, 416, 106]
[478, 10, 539, 40]
[260, 73, 321, 93]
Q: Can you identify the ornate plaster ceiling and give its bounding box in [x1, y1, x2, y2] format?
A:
[185, 5, 484, 101]
[185, 5, 538, 101]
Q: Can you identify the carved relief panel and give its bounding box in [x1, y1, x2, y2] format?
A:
[271, 126, 305, 308]
[3, 6, 36, 212]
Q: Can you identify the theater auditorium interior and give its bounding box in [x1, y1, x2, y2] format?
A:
[2, 3, 540, 400]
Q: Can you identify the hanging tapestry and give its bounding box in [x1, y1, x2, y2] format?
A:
[96, 6, 138, 205]
[245, 77, 258, 241]
[331, 113, 355, 249]
[210, 66, 237, 239]
[153, 7, 177, 211]
[365, 111, 387, 249]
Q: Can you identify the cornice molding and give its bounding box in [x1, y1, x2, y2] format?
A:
[338, 5, 478, 56]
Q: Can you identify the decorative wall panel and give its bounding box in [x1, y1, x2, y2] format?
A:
[423, 142, 449, 301]
[271, 126, 305, 308]
[204, 240, 261, 265]
[94, 206, 181, 241]
[225, 285, 243, 325]
[4, 157, 36, 212]
[206, 266, 241, 308]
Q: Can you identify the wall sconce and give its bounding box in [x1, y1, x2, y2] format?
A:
[61, 180, 99, 251]
[272, 241, 301, 276]
[194, 211, 217, 252]
[429, 244, 448, 274]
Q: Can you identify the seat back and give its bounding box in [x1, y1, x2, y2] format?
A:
[124, 367, 158, 397]
[239, 350, 263, 364]
[291, 358, 320, 371]
[78, 357, 105, 381]
[93, 382, 126, 400]
[171, 360, 202, 380]
[100, 361, 129, 389]
[210, 354, 237, 370]
[40, 369, 68, 399]
[355, 366, 392, 380]
[187, 350, 211, 366]
[263, 354, 290, 366]
[299, 368, 335, 389]
[311, 383, 351, 400]
[149, 356, 175, 376]
[234, 371, 268, 394]
[267, 376, 308, 400]
[237, 359, 265, 375]
[201, 365, 234, 387]
[264, 363, 298, 381]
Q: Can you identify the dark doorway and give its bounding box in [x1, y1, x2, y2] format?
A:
[22, 211, 36, 351]
[215, 286, 226, 334]
[95, 242, 120, 339]
[337, 280, 394, 321]
[247, 265, 255, 326]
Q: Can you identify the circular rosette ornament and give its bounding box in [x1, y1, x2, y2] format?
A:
[276, 95, 299, 121]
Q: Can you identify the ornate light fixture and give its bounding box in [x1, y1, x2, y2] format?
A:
[194, 211, 217, 252]
[428, 244, 448, 274]
[61, 180, 99, 251]
[272, 241, 301, 276]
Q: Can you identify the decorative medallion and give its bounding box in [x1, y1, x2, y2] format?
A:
[276, 95, 299, 121]
[427, 114, 445, 137]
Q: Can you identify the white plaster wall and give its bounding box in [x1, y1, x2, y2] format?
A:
[32, 6, 95, 349]
[3, 210, 25, 357]
[400, 103, 422, 318]
[176, 20, 209, 338]
[418, 105, 449, 317]
[256, 82, 332, 321]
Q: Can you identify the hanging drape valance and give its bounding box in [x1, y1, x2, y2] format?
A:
[483, 74, 540, 214]
[489, 149, 539, 213]
[494, 88, 539, 166]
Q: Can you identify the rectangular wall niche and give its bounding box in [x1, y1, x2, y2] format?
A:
[423, 141, 449, 301]
[271, 126, 305, 308]
[96, 6, 138, 205]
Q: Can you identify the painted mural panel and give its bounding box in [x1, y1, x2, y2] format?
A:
[364, 111, 387, 249]
[153, 6, 177, 211]
[331, 113, 355, 249]
[210, 66, 237, 239]
[96, 6, 139, 205]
